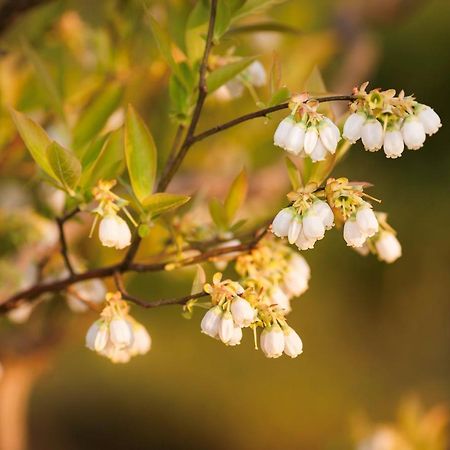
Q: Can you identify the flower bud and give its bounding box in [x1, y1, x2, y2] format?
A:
[375, 232, 402, 263]
[304, 126, 319, 155]
[283, 326, 303, 358]
[99, 215, 132, 250]
[218, 311, 235, 344]
[231, 297, 256, 327]
[417, 105, 441, 135]
[285, 122, 306, 155]
[260, 325, 285, 358]
[343, 112, 366, 143]
[401, 116, 426, 150]
[343, 219, 366, 248]
[383, 129, 404, 159]
[201, 306, 222, 338]
[109, 318, 133, 348]
[355, 206, 378, 238]
[274, 117, 295, 148]
[361, 118, 383, 151]
[272, 208, 294, 237]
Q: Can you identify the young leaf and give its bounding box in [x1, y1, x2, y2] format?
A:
[268, 86, 291, 107]
[185, 0, 210, 63]
[209, 198, 228, 229]
[191, 265, 206, 295]
[206, 57, 255, 93]
[224, 169, 248, 224]
[10, 109, 55, 179]
[80, 129, 125, 190]
[214, 1, 232, 40]
[124, 105, 157, 204]
[285, 157, 302, 190]
[142, 193, 191, 216]
[46, 141, 81, 195]
[73, 82, 123, 151]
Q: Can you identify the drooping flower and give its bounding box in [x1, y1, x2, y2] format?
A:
[375, 231, 402, 263]
[383, 128, 404, 159]
[283, 326, 303, 358]
[200, 306, 222, 338]
[416, 104, 441, 135]
[98, 215, 131, 250]
[260, 325, 285, 358]
[343, 112, 366, 143]
[230, 297, 256, 327]
[401, 116, 426, 150]
[361, 118, 384, 152]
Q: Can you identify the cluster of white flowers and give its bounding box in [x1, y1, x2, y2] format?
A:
[200, 273, 255, 346]
[85, 292, 151, 363]
[90, 180, 135, 250]
[274, 97, 341, 162]
[272, 188, 334, 250]
[215, 60, 267, 101]
[343, 202, 379, 248]
[260, 323, 303, 358]
[343, 84, 441, 158]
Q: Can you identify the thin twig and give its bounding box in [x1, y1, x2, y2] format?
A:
[55, 207, 79, 276]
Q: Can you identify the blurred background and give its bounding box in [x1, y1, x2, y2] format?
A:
[0, 0, 449, 449]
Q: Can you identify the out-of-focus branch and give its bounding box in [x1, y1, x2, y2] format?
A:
[55, 207, 79, 276]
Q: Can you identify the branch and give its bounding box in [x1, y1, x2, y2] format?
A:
[55, 207, 79, 276]
[114, 272, 208, 309]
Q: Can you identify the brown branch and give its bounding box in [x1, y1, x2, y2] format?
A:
[113, 272, 208, 309]
[55, 207, 79, 276]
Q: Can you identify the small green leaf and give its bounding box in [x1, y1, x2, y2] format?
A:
[46, 141, 81, 195]
[224, 169, 248, 224]
[209, 198, 228, 229]
[73, 82, 123, 151]
[185, 0, 210, 62]
[138, 224, 150, 238]
[215, 1, 232, 39]
[191, 264, 206, 295]
[80, 133, 110, 170]
[285, 157, 302, 190]
[206, 57, 256, 93]
[80, 129, 125, 190]
[231, 0, 288, 22]
[10, 109, 55, 179]
[124, 105, 157, 204]
[268, 86, 291, 107]
[142, 193, 191, 215]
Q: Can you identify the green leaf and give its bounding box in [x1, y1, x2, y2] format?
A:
[206, 57, 255, 93]
[224, 169, 248, 223]
[142, 193, 191, 215]
[80, 129, 125, 190]
[73, 82, 123, 151]
[209, 198, 228, 229]
[285, 157, 302, 190]
[185, 0, 209, 63]
[191, 264, 206, 295]
[124, 105, 157, 204]
[46, 141, 81, 195]
[22, 41, 65, 121]
[80, 133, 110, 170]
[215, 1, 232, 39]
[10, 109, 55, 179]
[231, 0, 288, 22]
[268, 86, 291, 107]
[148, 14, 186, 86]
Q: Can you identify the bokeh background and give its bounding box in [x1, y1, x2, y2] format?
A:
[0, 0, 449, 449]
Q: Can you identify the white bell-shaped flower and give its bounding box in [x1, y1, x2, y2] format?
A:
[269, 286, 291, 313]
[302, 214, 325, 240]
[99, 214, 132, 250]
[343, 112, 366, 143]
[361, 118, 384, 151]
[287, 216, 302, 244]
[295, 230, 316, 250]
[283, 326, 303, 358]
[245, 61, 267, 87]
[230, 297, 256, 327]
[227, 325, 243, 346]
[85, 320, 109, 352]
[383, 129, 404, 159]
[417, 105, 441, 135]
[274, 116, 295, 149]
[355, 206, 379, 238]
[310, 138, 328, 162]
[131, 324, 152, 355]
[260, 325, 285, 358]
[310, 200, 334, 229]
[200, 306, 222, 338]
[218, 311, 235, 344]
[375, 232, 402, 263]
[285, 122, 306, 155]
[272, 207, 295, 238]
[304, 126, 319, 155]
[319, 118, 340, 154]
[402, 116, 426, 150]
[109, 318, 133, 348]
[343, 219, 367, 248]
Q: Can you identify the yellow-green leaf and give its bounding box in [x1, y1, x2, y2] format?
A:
[206, 57, 255, 93]
[10, 109, 55, 179]
[224, 169, 248, 223]
[46, 141, 81, 195]
[73, 82, 123, 151]
[191, 264, 206, 295]
[124, 105, 157, 204]
[209, 198, 228, 229]
[285, 157, 302, 190]
[142, 193, 190, 215]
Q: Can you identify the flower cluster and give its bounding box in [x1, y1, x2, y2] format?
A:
[343, 83, 441, 158]
[85, 292, 151, 363]
[272, 184, 334, 250]
[200, 239, 309, 359]
[274, 95, 341, 162]
[90, 180, 135, 250]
